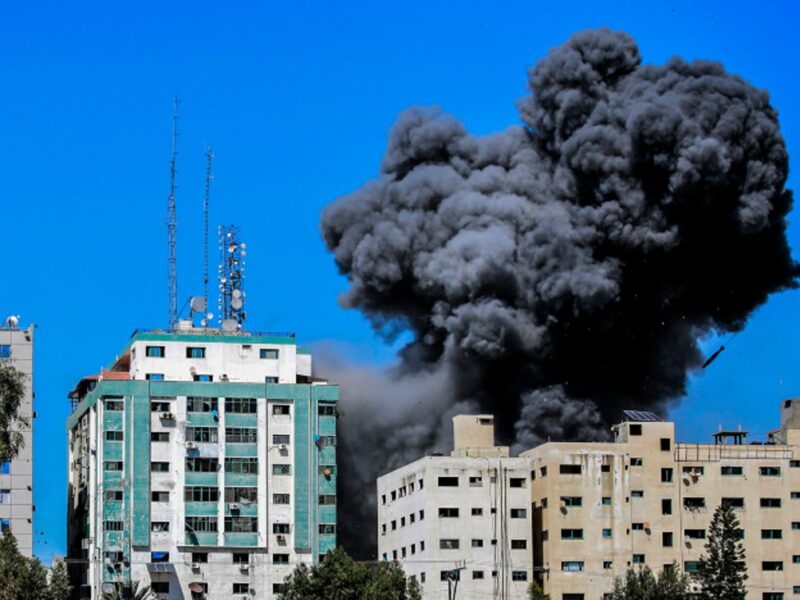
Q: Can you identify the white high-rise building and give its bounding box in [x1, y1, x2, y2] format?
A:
[66, 327, 338, 599]
[0, 317, 34, 556]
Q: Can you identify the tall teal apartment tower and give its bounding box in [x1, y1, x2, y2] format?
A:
[66, 328, 338, 599]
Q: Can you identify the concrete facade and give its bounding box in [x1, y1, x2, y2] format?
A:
[378, 416, 534, 599]
[0, 320, 34, 556]
[380, 405, 800, 600]
[66, 329, 338, 600]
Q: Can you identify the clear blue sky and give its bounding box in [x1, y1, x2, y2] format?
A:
[1, 0, 799, 562]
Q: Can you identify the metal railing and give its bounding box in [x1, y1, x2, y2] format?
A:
[674, 443, 793, 462]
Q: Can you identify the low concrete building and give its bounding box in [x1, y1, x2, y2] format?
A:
[377, 415, 534, 599]
[66, 327, 338, 600]
[0, 317, 34, 556]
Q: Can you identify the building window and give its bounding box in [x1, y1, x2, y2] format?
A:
[225, 398, 257, 414]
[629, 424, 642, 435]
[760, 466, 781, 477]
[104, 521, 123, 532]
[602, 497, 612, 506]
[559, 464, 582, 475]
[185, 487, 220, 502]
[723, 497, 745, 509]
[151, 401, 171, 412]
[151, 522, 170, 532]
[440, 570, 460, 581]
[603, 561, 613, 569]
[225, 517, 258, 533]
[660, 438, 671, 451]
[145, 346, 165, 358]
[632, 490, 644, 498]
[439, 539, 459, 549]
[104, 490, 123, 502]
[105, 431, 123, 441]
[187, 397, 217, 413]
[273, 494, 290, 504]
[760, 497, 781, 508]
[682, 466, 704, 475]
[151, 491, 169, 502]
[438, 477, 459, 487]
[561, 496, 582, 507]
[420, 510, 425, 520]
[319, 523, 335, 535]
[471, 507, 483, 516]
[472, 539, 483, 548]
[510, 508, 527, 518]
[193, 374, 213, 382]
[662, 498, 672, 515]
[685, 529, 705, 540]
[793, 555, 800, 564]
[630, 457, 643, 466]
[509, 478, 526, 488]
[185, 457, 218, 472]
[762, 561, 783, 571]
[233, 583, 250, 594]
[683, 497, 706, 510]
[319, 405, 336, 416]
[511, 540, 527, 549]
[150, 579, 169, 594]
[602, 529, 612, 538]
[186, 347, 206, 359]
[472, 571, 484, 580]
[438, 507, 459, 518]
[273, 405, 291, 416]
[793, 522, 800, 530]
[226, 427, 257, 444]
[265, 376, 278, 384]
[104, 461, 123, 471]
[661, 468, 673, 483]
[540, 466, 548, 477]
[225, 488, 257, 504]
[273, 554, 289, 564]
[511, 571, 527, 581]
[273, 434, 290, 445]
[0, 462, 10, 475]
[792, 460, 800, 468]
[561, 529, 583, 540]
[190, 552, 208, 564]
[633, 554, 645, 564]
[185, 517, 218, 532]
[260, 349, 280, 360]
[561, 561, 584, 572]
[151, 462, 170, 472]
[319, 495, 336, 505]
[791, 491, 800, 499]
[721, 465, 744, 476]
[186, 427, 218, 443]
[632, 523, 645, 531]
[146, 373, 164, 381]
[763, 594, 784, 600]
[225, 458, 258, 474]
[271, 463, 291, 476]
[601, 464, 611, 473]
[150, 432, 169, 442]
[104, 400, 124, 411]
[761, 529, 782, 540]
[684, 561, 700, 573]
[662, 532, 673, 547]
[469, 476, 482, 487]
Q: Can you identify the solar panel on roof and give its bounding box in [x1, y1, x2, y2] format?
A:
[623, 409, 662, 422]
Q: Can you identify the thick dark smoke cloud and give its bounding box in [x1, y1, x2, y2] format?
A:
[319, 28, 797, 556]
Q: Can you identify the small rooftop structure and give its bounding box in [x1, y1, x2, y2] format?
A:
[451, 415, 509, 458]
[713, 428, 748, 445]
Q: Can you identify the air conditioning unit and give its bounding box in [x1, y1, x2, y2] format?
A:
[280, 444, 288, 452]
[185, 441, 197, 449]
[160, 412, 175, 421]
[276, 534, 286, 542]
[239, 564, 250, 573]
[191, 562, 200, 570]
[229, 503, 240, 511]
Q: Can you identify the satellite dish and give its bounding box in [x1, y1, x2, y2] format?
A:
[231, 298, 243, 310]
[5, 316, 18, 328]
[206, 312, 214, 321]
[221, 319, 238, 332]
[190, 297, 207, 313]
[232, 289, 242, 299]
[240, 243, 247, 249]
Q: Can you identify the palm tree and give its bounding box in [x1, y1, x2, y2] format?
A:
[101, 580, 154, 600]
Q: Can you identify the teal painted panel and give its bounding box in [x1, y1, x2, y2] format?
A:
[319, 447, 336, 464]
[225, 413, 257, 428]
[318, 417, 336, 436]
[154, 380, 265, 399]
[319, 536, 336, 554]
[297, 347, 311, 355]
[104, 532, 123, 548]
[319, 506, 336, 523]
[185, 531, 219, 546]
[186, 413, 219, 427]
[319, 477, 336, 495]
[133, 331, 297, 346]
[225, 504, 258, 517]
[103, 411, 124, 430]
[185, 472, 219, 486]
[103, 502, 123, 519]
[185, 502, 219, 517]
[312, 385, 339, 401]
[223, 532, 259, 547]
[67, 380, 149, 430]
[131, 393, 151, 546]
[267, 383, 297, 401]
[224, 473, 258, 487]
[104, 442, 123, 460]
[225, 444, 258, 457]
[103, 472, 123, 486]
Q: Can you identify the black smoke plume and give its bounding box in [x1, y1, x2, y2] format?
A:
[319, 28, 797, 557]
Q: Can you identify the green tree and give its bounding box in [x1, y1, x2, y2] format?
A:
[698, 502, 747, 599]
[611, 564, 688, 599]
[277, 547, 419, 600]
[407, 576, 422, 600]
[100, 580, 154, 600]
[0, 363, 27, 460]
[0, 531, 26, 600]
[529, 579, 550, 600]
[18, 557, 49, 600]
[47, 561, 72, 600]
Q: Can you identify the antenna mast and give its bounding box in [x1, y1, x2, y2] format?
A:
[203, 146, 213, 316]
[167, 97, 180, 331]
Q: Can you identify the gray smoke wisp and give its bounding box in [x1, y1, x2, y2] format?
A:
[319, 28, 797, 556]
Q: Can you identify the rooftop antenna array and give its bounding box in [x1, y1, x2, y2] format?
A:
[203, 146, 213, 318]
[167, 96, 180, 331]
[218, 225, 247, 332]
